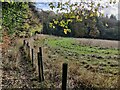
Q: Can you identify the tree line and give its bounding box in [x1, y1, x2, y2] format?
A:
[1, 1, 119, 41]
[38, 10, 119, 40]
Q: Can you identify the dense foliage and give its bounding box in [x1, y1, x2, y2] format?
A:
[0, 0, 119, 40]
[2, 2, 42, 38]
[34, 0, 118, 40]
[48, 0, 117, 35]
[39, 10, 119, 40]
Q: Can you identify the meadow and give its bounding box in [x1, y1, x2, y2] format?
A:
[32, 35, 119, 88]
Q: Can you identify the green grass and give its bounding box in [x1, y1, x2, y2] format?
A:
[35, 37, 118, 74]
[45, 37, 118, 56]
[33, 36, 119, 88]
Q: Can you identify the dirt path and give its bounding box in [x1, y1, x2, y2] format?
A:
[2, 43, 40, 89]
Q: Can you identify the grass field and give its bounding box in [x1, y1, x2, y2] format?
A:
[32, 35, 119, 88]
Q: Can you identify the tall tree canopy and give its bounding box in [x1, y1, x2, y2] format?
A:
[48, 0, 117, 36]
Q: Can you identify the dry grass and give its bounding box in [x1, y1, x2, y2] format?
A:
[3, 34, 118, 89]
[76, 38, 119, 49]
[30, 35, 119, 88]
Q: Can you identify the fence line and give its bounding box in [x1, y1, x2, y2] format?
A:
[23, 40, 68, 89]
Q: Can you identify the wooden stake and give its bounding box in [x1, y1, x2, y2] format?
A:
[39, 47, 44, 81]
[28, 45, 30, 58]
[31, 49, 34, 67]
[23, 40, 25, 46]
[62, 63, 68, 90]
[37, 52, 42, 82]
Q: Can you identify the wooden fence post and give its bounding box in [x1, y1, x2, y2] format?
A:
[31, 49, 34, 67]
[23, 40, 26, 46]
[37, 52, 42, 82]
[26, 42, 30, 59]
[62, 63, 68, 90]
[23, 40, 27, 51]
[39, 47, 44, 81]
[26, 42, 29, 52]
[28, 45, 30, 59]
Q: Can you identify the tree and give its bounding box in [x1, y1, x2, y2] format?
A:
[110, 14, 117, 20]
[2, 2, 29, 35]
[1, 1, 42, 38]
[48, 0, 117, 37]
[0, 0, 117, 38]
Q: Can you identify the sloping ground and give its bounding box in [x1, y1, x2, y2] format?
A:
[1, 39, 45, 89]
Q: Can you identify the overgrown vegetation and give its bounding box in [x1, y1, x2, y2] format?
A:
[2, 39, 47, 89]
[2, 2, 42, 38]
